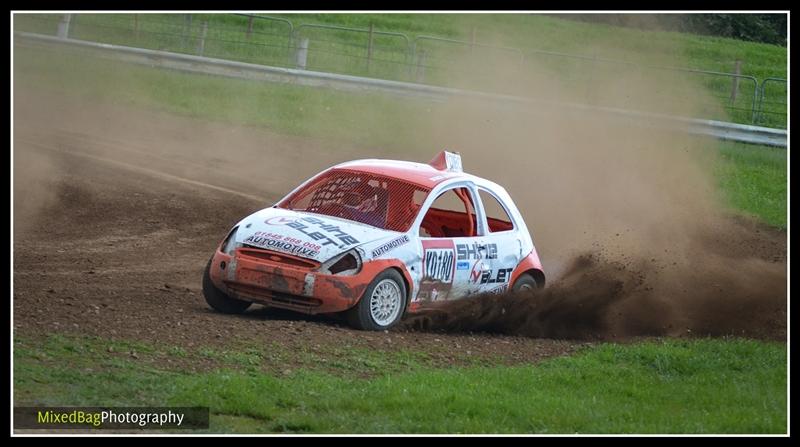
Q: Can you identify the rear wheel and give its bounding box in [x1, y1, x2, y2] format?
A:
[346, 269, 407, 331]
[202, 258, 251, 314]
[512, 273, 538, 292]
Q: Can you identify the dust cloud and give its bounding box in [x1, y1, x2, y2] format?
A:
[397, 19, 787, 340]
[13, 147, 60, 238]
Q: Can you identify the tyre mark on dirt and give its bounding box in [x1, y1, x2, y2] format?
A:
[17, 138, 269, 203]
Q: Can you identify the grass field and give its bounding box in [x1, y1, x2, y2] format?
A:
[14, 334, 787, 433]
[717, 142, 788, 228]
[13, 13, 787, 127]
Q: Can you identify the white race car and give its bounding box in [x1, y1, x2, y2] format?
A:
[203, 151, 544, 330]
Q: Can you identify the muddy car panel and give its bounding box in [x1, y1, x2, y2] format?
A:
[209, 243, 413, 314]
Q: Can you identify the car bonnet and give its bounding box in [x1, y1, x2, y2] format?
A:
[231, 207, 397, 263]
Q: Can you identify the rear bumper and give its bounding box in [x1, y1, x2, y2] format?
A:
[208, 247, 376, 314]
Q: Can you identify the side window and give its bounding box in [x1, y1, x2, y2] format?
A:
[479, 189, 514, 233]
[419, 187, 477, 238]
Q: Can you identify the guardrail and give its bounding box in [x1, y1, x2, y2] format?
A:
[13, 31, 787, 148]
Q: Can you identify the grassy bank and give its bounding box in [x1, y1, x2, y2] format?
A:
[14, 13, 787, 79]
[13, 44, 787, 228]
[13, 13, 787, 127]
[13, 334, 787, 433]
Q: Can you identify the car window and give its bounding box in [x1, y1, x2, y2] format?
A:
[479, 189, 514, 232]
[278, 169, 430, 232]
[419, 187, 478, 238]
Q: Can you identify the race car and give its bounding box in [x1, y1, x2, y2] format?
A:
[203, 150, 544, 330]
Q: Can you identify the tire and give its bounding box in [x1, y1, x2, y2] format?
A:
[346, 269, 407, 331]
[202, 258, 251, 314]
[512, 273, 538, 292]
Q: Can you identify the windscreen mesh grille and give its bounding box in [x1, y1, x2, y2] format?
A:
[278, 169, 430, 232]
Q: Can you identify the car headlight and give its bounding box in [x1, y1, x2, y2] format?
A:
[222, 226, 239, 255]
[319, 249, 362, 275]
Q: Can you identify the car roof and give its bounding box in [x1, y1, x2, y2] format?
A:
[332, 158, 484, 190]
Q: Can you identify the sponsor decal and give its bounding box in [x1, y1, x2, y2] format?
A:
[371, 235, 410, 258]
[243, 231, 321, 258]
[469, 260, 488, 284]
[456, 261, 470, 270]
[418, 240, 456, 301]
[475, 267, 513, 285]
[264, 216, 296, 226]
[456, 243, 498, 260]
[488, 284, 509, 294]
[265, 215, 360, 248]
[425, 248, 455, 283]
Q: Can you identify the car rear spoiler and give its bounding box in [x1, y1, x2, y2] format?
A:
[428, 150, 463, 173]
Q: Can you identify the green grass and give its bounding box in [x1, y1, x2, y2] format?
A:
[13, 334, 787, 433]
[717, 142, 787, 228]
[13, 12, 787, 127]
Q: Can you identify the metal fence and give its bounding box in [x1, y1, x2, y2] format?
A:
[13, 13, 787, 129]
[294, 23, 411, 80]
[755, 77, 788, 128]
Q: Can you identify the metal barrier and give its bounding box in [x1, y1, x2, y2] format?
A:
[233, 14, 294, 64]
[755, 77, 788, 128]
[294, 23, 411, 80]
[657, 67, 760, 124]
[12, 13, 787, 129]
[233, 13, 293, 38]
[63, 13, 296, 67]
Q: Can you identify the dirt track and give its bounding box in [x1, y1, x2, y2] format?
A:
[13, 91, 593, 367]
[13, 89, 787, 371]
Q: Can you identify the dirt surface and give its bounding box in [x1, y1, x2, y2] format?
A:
[13, 86, 787, 375]
[13, 91, 590, 369]
[402, 242, 787, 341]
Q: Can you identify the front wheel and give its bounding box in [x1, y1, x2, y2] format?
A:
[202, 258, 252, 314]
[346, 269, 407, 331]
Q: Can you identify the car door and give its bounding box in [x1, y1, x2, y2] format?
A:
[471, 187, 524, 295]
[414, 183, 487, 302]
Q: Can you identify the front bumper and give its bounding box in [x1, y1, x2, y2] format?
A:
[209, 247, 378, 314]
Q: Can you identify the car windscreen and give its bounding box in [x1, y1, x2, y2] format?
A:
[277, 169, 430, 232]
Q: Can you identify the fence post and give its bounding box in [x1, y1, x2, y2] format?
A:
[287, 31, 296, 66]
[407, 40, 416, 81]
[295, 37, 309, 69]
[246, 16, 254, 39]
[756, 80, 767, 125]
[197, 21, 208, 56]
[57, 14, 71, 39]
[730, 59, 742, 105]
[366, 22, 374, 73]
[182, 14, 193, 50]
[133, 14, 139, 40]
[416, 49, 427, 83]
